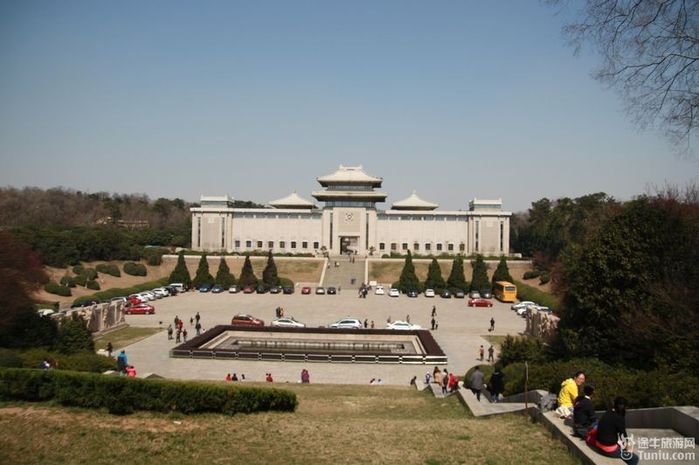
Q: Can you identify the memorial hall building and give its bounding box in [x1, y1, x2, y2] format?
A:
[191, 165, 511, 256]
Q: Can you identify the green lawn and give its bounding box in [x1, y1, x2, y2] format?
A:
[0, 384, 579, 465]
[94, 326, 162, 351]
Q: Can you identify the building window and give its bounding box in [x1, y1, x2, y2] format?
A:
[235, 240, 240, 248]
[391, 243, 397, 251]
[291, 241, 297, 249]
[402, 243, 408, 250]
[436, 243, 443, 251]
[500, 221, 504, 252]
[414, 243, 419, 251]
[448, 243, 454, 252]
[245, 240, 252, 248]
[302, 241, 308, 249]
[268, 241, 274, 249]
[313, 241, 319, 249]
[257, 241, 263, 249]
[459, 243, 465, 252]
[425, 243, 431, 251]
[197, 217, 201, 248]
[280, 241, 286, 248]
[379, 242, 385, 251]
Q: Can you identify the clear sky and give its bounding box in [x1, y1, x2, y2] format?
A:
[1, 0, 697, 213]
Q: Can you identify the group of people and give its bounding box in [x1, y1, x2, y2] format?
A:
[467, 365, 504, 402]
[478, 345, 495, 362]
[115, 349, 137, 377]
[225, 372, 245, 382]
[169, 312, 205, 342]
[425, 366, 459, 394]
[557, 371, 639, 465]
[225, 369, 311, 383]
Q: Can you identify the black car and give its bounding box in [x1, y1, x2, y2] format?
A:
[407, 289, 419, 298]
[327, 287, 337, 295]
[453, 290, 465, 299]
[255, 285, 267, 294]
[440, 289, 452, 298]
[282, 287, 294, 295]
[198, 284, 212, 293]
[480, 289, 493, 299]
[211, 285, 224, 293]
[269, 286, 282, 294]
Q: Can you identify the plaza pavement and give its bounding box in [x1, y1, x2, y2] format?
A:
[117, 290, 527, 386]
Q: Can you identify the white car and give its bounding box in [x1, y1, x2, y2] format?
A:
[375, 285, 385, 295]
[37, 309, 55, 317]
[329, 318, 363, 329]
[169, 283, 185, 293]
[134, 292, 152, 302]
[271, 317, 306, 328]
[424, 289, 435, 298]
[511, 301, 536, 311]
[386, 320, 422, 330]
[388, 288, 400, 297]
[152, 288, 169, 298]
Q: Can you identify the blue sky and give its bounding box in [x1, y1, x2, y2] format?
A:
[1, 0, 696, 212]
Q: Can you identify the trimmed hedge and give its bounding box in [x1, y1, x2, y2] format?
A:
[0, 349, 116, 373]
[522, 270, 541, 280]
[72, 265, 85, 275]
[72, 278, 168, 306]
[123, 261, 147, 276]
[74, 274, 87, 287]
[44, 282, 72, 297]
[539, 272, 551, 284]
[513, 280, 560, 309]
[0, 368, 298, 416]
[86, 280, 101, 290]
[60, 276, 77, 288]
[96, 263, 121, 277]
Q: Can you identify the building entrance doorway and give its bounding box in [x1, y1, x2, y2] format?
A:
[340, 236, 358, 255]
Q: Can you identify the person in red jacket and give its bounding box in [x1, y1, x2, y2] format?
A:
[126, 365, 137, 378]
[265, 373, 273, 382]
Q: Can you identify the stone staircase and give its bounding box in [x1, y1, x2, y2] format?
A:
[321, 257, 365, 289]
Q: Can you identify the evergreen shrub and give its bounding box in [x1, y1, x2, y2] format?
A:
[123, 262, 147, 276]
[44, 282, 71, 297]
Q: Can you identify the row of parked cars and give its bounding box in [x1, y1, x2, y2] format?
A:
[118, 283, 186, 315]
[510, 300, 551, 317]
[230, 314, 422, 330]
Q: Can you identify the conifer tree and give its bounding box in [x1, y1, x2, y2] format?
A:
[446, 255, 468, 291]
[397, 251, 421, 292]
[238, 255, 258, 288]
[262, 250, 279, 288]
[192, 254, 214, 287]
[56, 313, 94, 353]
[215, 257, 236, 288]
[169, 251, 192, 287]
[424, 258, 445, 291]
[470, 255, 490, 291]
[491, 256, 514, 287]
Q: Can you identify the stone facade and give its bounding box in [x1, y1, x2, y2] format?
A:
[191, 165, 511, 256]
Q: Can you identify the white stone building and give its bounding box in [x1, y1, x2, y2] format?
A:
[191, 165, 511, 256]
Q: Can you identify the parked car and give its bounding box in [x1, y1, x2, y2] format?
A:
[169, 283, 186, 293]
[388, 288, 400, 297]
[269, 286, 282, 294]
[110, 297, 127, 304]
[326, 286, 337, 295]
[480, 289, 493, 299]
[243, 286, 255, 294]
[375, 285, 385, 295]
[468, 298, 493, 307]
[125, 304, 155, 315]
[282, 287, 294, 294]
[127, 295, 143, 306]
[256, 285, 267, 294]
[152, 288, 169, 298]
[407, 289, 419, 298]
[301, 286, 312, 295]
[231, 314, 265, 326]
[228, 285, 240, 293]
[143, 291, 157, 300]
[37, 309, 55, 317]
[329, 318, 363, 329]
[440, 289, 452, 298]
[424, 289, 435, 298]
[164, 285, 179, 295]
[198, 284, 212, 293]
[453, 290, 466, 299]
[469, 290, 481, 299]
[386, 320, 422, 330]
[315, 287, 326, 295]
[271, 317, 306, 328]
[511, 301, 536, 311]
[211, 285, 224, 293]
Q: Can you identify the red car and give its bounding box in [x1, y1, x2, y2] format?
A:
[468, 298, 493, 308]
[242, 286, 255, 294]
[301, 286, 311, 295]
[125, 304, 155, 315]
[127, 296, 143, 306]
[231, 314, 265, 326]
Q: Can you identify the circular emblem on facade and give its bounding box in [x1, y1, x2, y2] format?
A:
[344, 212, 354, 222]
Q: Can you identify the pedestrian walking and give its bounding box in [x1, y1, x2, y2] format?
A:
[167, 324, 173, 340]
[183, 329, 188, 342]
[176, 329, 181, 343]
[489, 365, 505, 403]
[363, 318, 368, 328]
[431, 317, 436, 330]
[406, 314, 410, 323]
[370, 320, 375, 329]
[195, 312, 201, 323]
[479, 345, 484, 361]
[116, 350, 128, 375]
[106, 342, 113, 358]
[469, 366, 485, 401]
[489, 317, 495, 332]
[431, 305, 436, 317]
[487, 345, 495, 362]
[190, 316, 194, 326]
[195, 322, 202, 336]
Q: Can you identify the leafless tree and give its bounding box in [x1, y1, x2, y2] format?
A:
[551, 0, 699, 154]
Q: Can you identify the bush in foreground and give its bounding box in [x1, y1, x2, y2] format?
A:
[0, 368, 298, 416]
[0, 349, 116, 373]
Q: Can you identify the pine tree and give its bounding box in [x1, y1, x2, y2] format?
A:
[238, 255, 258, 288]
[215, 257, 236, 288]
[446, 255, 468, 291]
[397, 251, 421, 292]
[56, 313, 94, 353]
[262, 250, 279, 288]
[424, 258, 445, 291]
[470, 255, 490, 291]
[169, 251, 192, 287]
[491, 256, 514, 287]
[192, 254, 214, 287]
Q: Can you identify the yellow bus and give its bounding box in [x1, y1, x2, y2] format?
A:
[493, 281, 517, 303]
